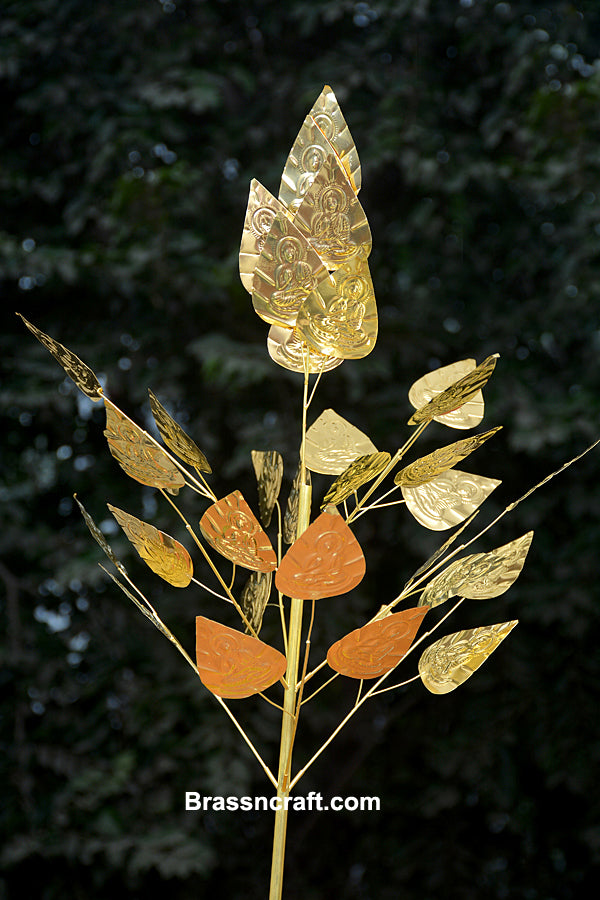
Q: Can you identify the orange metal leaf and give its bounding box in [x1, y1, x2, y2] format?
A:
[104, 405, 185, 491]
[327, 606, 429, 679]
[195, 616, 287, 699]
[199, 490, 277, 572]
[275, 506, 365, 599]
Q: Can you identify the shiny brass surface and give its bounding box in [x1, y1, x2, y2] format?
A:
[240, 179, 290, 294]
[305, 409, 378, 475]
[408, 359, 484, 430]
[199, 490, 277, 572]
[267, 324, 343, 374]
[18, 313, 102, 400]
[402, 469, 501, 531]
[408, 354, 499, 426]
[104, 405, 185, 491]
[108, 503, 193, 588]
[251, 450, 284, 527]
[283, 462, 311, 544]
[148, 389, 211, 473]
[419, 621, 518, 694]
[74, 495, 127, 576]
[395, 427, 502, 488]
[327, 606, 428, 679]
[279, 115, 345, 213]
[241, 570, 273, 635]
[321, 451, 391, 508]
[307, 85, 361, 193]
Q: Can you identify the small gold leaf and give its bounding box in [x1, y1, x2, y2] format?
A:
[408, 355, 499, 427]
[239, 179, 291, 294]
[18, 313, 102, 400]
[104, 405, 185, 491]
[394, 427, 502, 488]
[418, 621, 518, 694]
[408, 359, 484, 430]
[74, 495, 127, 576]
[305, 409, 378, 475]
[419, 532, 534, 608]
[108, 504, 193, 588]
[308, 85, 361, 193]
[148, 389, 211, 474]
[321, 452, 391, 508]
[283, 462, 311, 544]
[267, 324, 344, 374]
[241, 570, 273, 635]
[251, 450, 283, 527]
[402, 469, 501, 531]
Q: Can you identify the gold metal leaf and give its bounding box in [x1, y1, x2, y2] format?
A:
[419, 531, 534, 608]
[402, 469, 501, 531]
[74, 495, 127, 576]
[293, 154, 371, 270]
[267, 324, 344, 374]
[418, 621, 518, 694]
[408, 359, 484, 430]
[252, 211, 332, 328]
[408, 354, 499, 427]
[321, 452, 391, 508]
[18, 313, 102, 400]
[241, 570, 273, 635]
[104, 405, 185, 491]
[296, 254, 377, 360]
[199, 490, 277, 572]
[305, 409, 378, 475]
[251, 450, 283, 528]
[283, 462, 311, 544]
[108, 504, 193, 588]
[394, 427, 502, 488]
[308, 84, 361, 194]
[239, 179, 290, 294]
[279, 115, 345, 213]
[148, 389, 211, 474]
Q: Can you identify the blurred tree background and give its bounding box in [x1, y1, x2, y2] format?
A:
[2, 0, 600, 897]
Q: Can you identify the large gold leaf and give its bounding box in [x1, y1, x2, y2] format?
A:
[408, 354, 499, 426]
[267, 324, 343, 374]
[321, 452, 391, 508]
[18, 313, 102, 401]
[241, 570, 273, 635]
[394, 427, 502, 488]
[418, 621, 518, 694]
[402, 469, 501, 531]
[418, 532, 534, 608]
[279, 115, 347, 213]
[283, 462, 311, 544]
[239, 179, 290, 294]
[408, 359, 484, 430]
[305, 409, 378, 475]
[104, 405, 185, 491]
[251, 450, 283, 528]
[148, 389, 211, 474]
[108, 504, 193, 588]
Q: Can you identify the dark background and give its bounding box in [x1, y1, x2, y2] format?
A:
[2, 1, 600, 897]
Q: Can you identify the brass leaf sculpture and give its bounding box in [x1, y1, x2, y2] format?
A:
[108, 504, 193, 588]
[267, 324, 344, 374]
[296, 254, 378, 360]
[199, 490, 277, 572]
[408, 354, 499, 426]
[239, 179, 290, 294]
[241, 570, 273, 635]
[18, 313, 102, 401]
[251, 450, 284, 528]
[307, 84, 361, 193]
[321, 451, 391, 508]
[418, 621, 518, 694]
[419, 531, 534, 608]
[104, 405, 185, 492]
[275, 506, 365, 600]
[327, 606, 429, 679]
[305, 408, 378, 475]
[74, 495, 127, 576]
[279, 115, 346, 213]
[195, 616, 287, 699]
[394, 427, 502, 488]
[402, 469, 501, 531]
[148, 389, 211, 474]
[283, 462, 311, 544]
[408, 359, 485, 430]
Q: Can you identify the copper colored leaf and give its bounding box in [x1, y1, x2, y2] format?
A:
[148, 389, 211, 474]
[305, 409, 377, 475]
[276, 506, 365, 599]
[402, 469, 501, 531]
[327, 606, 429, 679]
[251, 450, 283, 527]
[74, 495, 127, 576]
[321, 452, 391, 508]
[108, 504, 193, 588]
[199, 490, 277, 572]
[241, 570, 273, 635]
[195, 616, 287, 699]
[104, 405, 185, 491]
[418, 621, 518, 694]
[283, 462, 311, 544]
[408, 358, 485, 430]
[408, 354, 499, 426]
[18, 313, 102, 400]
[394, 427, 502, 488]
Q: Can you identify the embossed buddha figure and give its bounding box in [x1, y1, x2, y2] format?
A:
[272, 237, 315, 311]
[312, 185, 352, 260]
[251, 206, 276, 253]
[311, 273, 369, 352]
[295, 145, 326, 206]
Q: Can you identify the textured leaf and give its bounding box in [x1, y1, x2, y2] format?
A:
[148, 389, 211, 474]
[408, 354, 499, 426]
[74, 495, 127, 575]
[408, 358, 485, 430]
[251, 450, 283, 528]
[321, 451, 391, 508]
[306, 84, 361, 193]
[239, 179, 290, 293]
[402, 469, 501, 531]
[108, 504, 193, 588]
[199, 490, 277, 572]
[327, 606, 428, 679]
[104, 405, 185, 491]
[241, 570, 273, 635]
[283, 462, 311, 544]
[419, 621, 518, 694]
[267, 324, 343, 374]
[18, 313, 102, 400]
[305, 408, 377, 475]
[395, 427, 502, 488]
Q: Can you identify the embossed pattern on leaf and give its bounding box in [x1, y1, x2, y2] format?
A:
[275, 506, 365, 599]
[402, 469, 501, 531]
[148, 390, 211, 473]
[408, 354, 499, 426]
[308, 85, 361, 192]
[241, 570, 273, 635]
[408, 358, 484, 430]
[74, 495, 127, 575]
[108, 504, 193, 587]
[239, 179, 290, 293]
[104, 405, 185, 491]
[251, 450, 283, 527]
[321, 452, 391, 508]
[267, 325, 344, 374]
[199, 490, 277, 572]
[305, 409, 377, 475]
[18, 313, 102, 400]
[283, 462, 311, 544]
[327, 606, 429, 679]
[279, 115, 345, 212]
[196, 616, 287, 699]
[418, 532, 533, 607]
[419, 621, 518, 694]
[394, 427, 502, 488]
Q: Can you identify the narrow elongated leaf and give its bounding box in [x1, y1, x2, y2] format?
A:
[148, 389, 211, 474]
[18, 313, 102, 400]
[241, 570, 273, 635]
[108, 504, 193, 588]
[251, 450, 283, 527]
[104, 405, 185, 491]
[402, 469, 501, 531]
[283, 462, 311, 544]
[305, 408, 377, 475]
[199, 490, 277, 572]
[419, 621, 518, 694]
[327, 606, 429, 679]
[74, 495, 127, 575]
[408, 358, 484, 430]
[394, 427, 502, 488]
[408, 354, 499, 426]
[321, 451, 391, 508]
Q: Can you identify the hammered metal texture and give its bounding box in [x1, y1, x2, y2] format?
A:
[148, 389, 211, 473]
[251, 450, 283, 528]
[275, 506, 365, 599]
[419, 621, 518, 694]
[327, 606, 429, 679]
[195, 616, 287, 699]
[321, 452, 391, 508]
[408, 354, 498, 426]
[279, 115, 344, 212]
[104, 405, 185, 491]
[283, 462, 311, 544]
[296, 254, 377, 360]
[108, 504, 193, 588]
[239, 179, 290, 294]
[402, 469, 501, 531]
[267, 324, 344, 374]
[394, 427, 502, 488]
[408, 359, 484, 430]
[419, 532, 534, 607]
[241, 570, 273, 635]
[199, 490, 277, 572]
[18, 313, 102, 400]
[305, 409, 378, 475]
